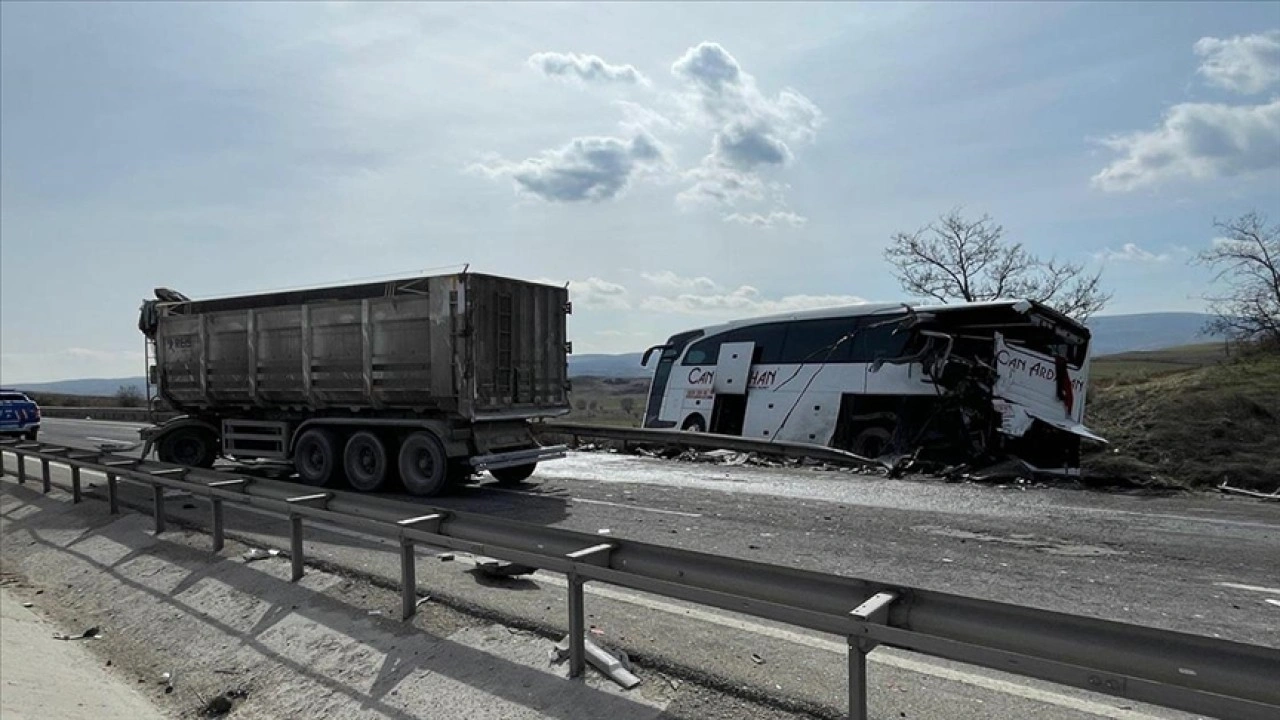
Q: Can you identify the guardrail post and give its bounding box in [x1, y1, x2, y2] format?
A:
[152, 485, 166, 534]
[848, 638, 870, 720]
[568, 571, 586, 678]
[41, 459, 51, 494]
[211, 499, 225, 552]
[107, 473, 119, 514]
[290, 515, 304, 581]
[400, 539, 416, 620]
[17, 454, 26, 484]
[0, 448, 6, 475]
[71, 466, 82, 503]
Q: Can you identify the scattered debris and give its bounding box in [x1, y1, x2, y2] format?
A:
[159, 670, 175, 694]
[585, 638, 641, 689]
[589, 626, 605, 637]
[415, 596, 432, 608]
[242, 549, 270, 563]
[1218, 483, 1280, 501]
[202, 689, 249, 718]
[436, 553, 455, 562]
[1267, 599, 1280, 608]
[367, 610, 383, 616]
[21, 602, 32, 608]
[750, 653, 765, 665]
[597, 528, 612, 535]
[473, 557, 537, 578]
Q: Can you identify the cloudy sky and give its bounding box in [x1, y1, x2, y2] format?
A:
[1, 2, 1277, 383]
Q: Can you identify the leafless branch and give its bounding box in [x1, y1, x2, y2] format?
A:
[883, 209, 1111, 321]
[1195, 211, 1280, 348]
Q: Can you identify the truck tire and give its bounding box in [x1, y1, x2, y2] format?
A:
[344, 431, 389, 492]
[681, 414, 707, 432]
[398, 431, 448, 497]
[490, 463, 536, 485]
[157, 427, 217, 468]
[295, 428, 340, 487]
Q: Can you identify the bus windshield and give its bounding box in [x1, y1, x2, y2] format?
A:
[643, 330, 702, 427]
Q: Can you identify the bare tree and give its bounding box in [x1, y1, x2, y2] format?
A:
[1196, 211, 1280, 348]
[115, 384, 144, 408]
[884, 208, 1111, 321]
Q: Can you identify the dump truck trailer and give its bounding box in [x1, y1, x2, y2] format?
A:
[137, 272, 572, 496]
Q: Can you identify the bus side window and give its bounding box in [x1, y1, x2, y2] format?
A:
[722, 323, 788, 364]
[851, 321, 913, 363]
[683, 335, 722, 365]
[780, 319, 857, 364]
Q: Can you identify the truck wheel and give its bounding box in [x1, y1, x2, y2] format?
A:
[490, 463, 536, 485]
[344, 431, 389, 492]
[157, 427, 217, 468]
[24, 429, 38, 441]
[295, 428, 340, 486]
[398, 431, 448, 497]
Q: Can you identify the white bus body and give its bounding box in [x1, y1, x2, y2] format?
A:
[641, 300, 1102, 471]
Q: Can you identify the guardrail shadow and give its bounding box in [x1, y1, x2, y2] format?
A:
[0, 481, 666, 720]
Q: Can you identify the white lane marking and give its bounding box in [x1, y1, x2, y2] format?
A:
[485, 487, 703, 518]
[1267, 599, 1280, 608]
[1214, 582, 1280, 596]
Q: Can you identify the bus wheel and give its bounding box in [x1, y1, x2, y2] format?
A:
[344, 431, 389, 492]
[851, 427, 892, 459]
[490, 463, 536, 485]
[681, 414, 707, 432]
[295, 428, 340, 486]
[398, 431, 449, 497]
[158, 427, 217, 468]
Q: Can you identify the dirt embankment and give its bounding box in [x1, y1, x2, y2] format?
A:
[1083, 353, 1280, 492]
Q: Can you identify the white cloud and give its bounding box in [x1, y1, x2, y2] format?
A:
[640, 285, 865, 316]
[528, 51, 649, 86]
[614, 100, 683, 134]
[723, 210, 807, 228]
[670, 42, 823, 208]
[1194, 31, 1280, 94]
[569, 277, 631, 309]
[1093, 243, 1170, 263]
[641, 270, 720, 292]
[1091, 99, 1280, 191]
[472, 132, 669, 202]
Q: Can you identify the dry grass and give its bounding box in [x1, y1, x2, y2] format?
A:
[1083, 352, 1280, 491]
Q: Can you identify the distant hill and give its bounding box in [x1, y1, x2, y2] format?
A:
[1085, 312, 1223, 356]
[568, 353, 648, 378]
[12, 377, 147, 398]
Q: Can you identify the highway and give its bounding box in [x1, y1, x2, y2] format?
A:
[14, 416, 1280, 719]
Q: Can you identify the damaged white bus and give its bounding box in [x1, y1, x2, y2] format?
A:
[640, 300, 1104, 473]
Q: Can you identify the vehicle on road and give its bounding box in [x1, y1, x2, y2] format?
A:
[137, 272, 572, 495]
[641, 300, 1102, 472]
[0, 390, 41, 440]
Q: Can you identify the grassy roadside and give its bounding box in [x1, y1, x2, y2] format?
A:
[1082, 351, 1279, 492]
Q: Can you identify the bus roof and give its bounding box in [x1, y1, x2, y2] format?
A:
[681, 298, 1087, 339]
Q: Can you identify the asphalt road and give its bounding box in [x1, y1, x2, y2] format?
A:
[16, 417, 1280, 719]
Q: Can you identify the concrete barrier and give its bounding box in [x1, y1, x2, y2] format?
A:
[39, 407, 175, 423]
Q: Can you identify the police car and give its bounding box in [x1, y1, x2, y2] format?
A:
[0, 389, 40, 440]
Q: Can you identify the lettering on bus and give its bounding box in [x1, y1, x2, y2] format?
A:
[685, 367, 778, 391]
[995, 350, 1085, 392]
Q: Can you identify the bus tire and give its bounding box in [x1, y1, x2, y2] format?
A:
[344, 431, 389, 492]
[681, 414, 707, 432]
[295, 428, 341, 486]
[851, 426, 893, 459]
[157, 427, 217, 469]
[398, 431, 449, 497]
[490, 463, 536, 485]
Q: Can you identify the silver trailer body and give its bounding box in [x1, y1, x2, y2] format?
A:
[152, 273, 570, 419]
[138, 272, 570, 495]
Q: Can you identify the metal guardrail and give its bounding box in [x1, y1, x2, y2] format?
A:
[2, 438, 1277, 720]
[534, 421, 876, 468]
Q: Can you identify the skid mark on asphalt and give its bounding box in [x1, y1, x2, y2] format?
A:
[915, 525, 1127, 557]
